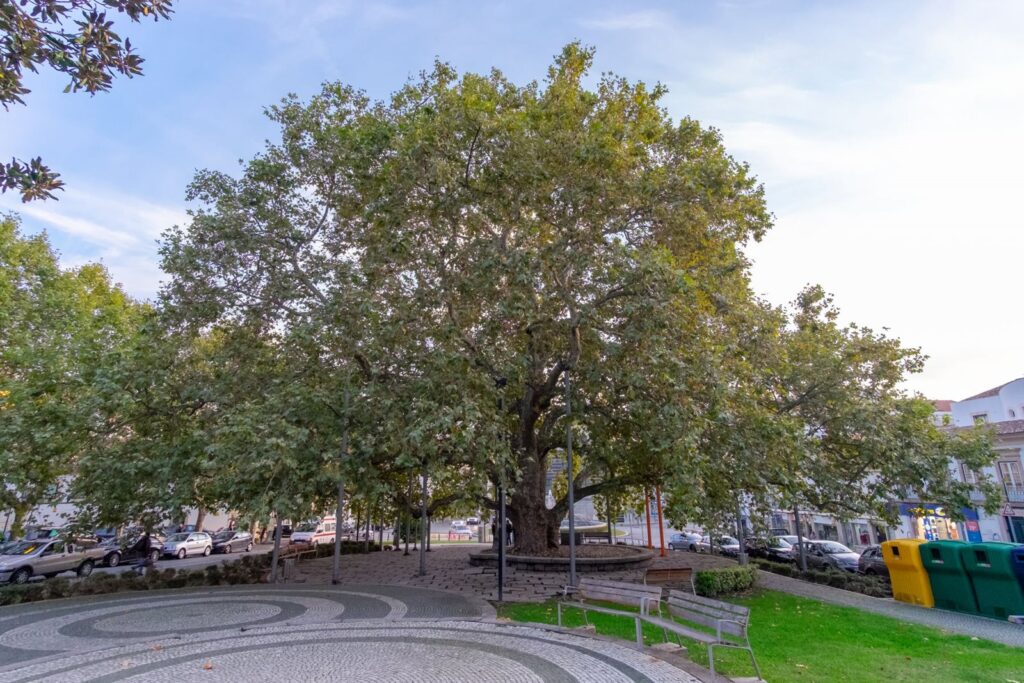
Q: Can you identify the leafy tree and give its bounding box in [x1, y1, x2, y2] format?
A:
[0, 0, 173, 200]
[161, 44, 771, 554]
[0, 215, 141, 535]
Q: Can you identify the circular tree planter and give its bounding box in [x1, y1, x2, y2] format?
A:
[469, 545, 654, 572]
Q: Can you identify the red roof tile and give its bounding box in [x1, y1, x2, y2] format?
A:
[931, 400, 953, 412]
[961, 378, 1023, 401]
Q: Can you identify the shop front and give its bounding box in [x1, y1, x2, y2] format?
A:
[898, 503, 982, 543]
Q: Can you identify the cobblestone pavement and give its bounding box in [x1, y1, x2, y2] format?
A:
[296, 544, 733, 603]
[0, 584, 701, 683]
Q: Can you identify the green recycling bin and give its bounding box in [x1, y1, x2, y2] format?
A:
[959, 542, 1024, 619]
[920, 540, 979, 614]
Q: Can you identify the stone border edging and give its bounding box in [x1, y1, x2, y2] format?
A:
[469, 546, 655, 572]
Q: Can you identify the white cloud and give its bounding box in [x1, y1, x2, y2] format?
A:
[583, 10, 672, 31]
[1, 181, 189, 301]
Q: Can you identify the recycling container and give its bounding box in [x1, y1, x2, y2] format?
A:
[1012, 546, 1024, 595]
[919, 540, 979, 614]
[959, 542, 1024, 619]
[881, 539, 934, 607]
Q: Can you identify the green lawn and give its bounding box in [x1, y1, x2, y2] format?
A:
[498, 590, 1024, 683]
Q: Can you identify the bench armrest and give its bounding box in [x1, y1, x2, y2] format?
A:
[561, 585, 579, 598]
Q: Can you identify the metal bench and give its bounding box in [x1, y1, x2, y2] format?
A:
[643, 566, 695, 593]
[557, 578, 663, 646]
[641, 589, 760, 678]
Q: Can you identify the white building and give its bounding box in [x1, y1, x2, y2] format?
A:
[922, 378, 1024, 543]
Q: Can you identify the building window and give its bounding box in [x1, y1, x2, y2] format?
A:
[973, 414, 988, 424]
[961, 465, 979, 485]
[998, 460, 1024, 487]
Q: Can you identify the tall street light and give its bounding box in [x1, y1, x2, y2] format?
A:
[496, 377, 507, 601]
[566, 369, 577, 588]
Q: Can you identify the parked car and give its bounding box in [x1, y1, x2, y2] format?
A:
[697, 535, 741, 555]
[466, 517, 481, 527]
[745, 536, 794, 562]
[795, 540, 860, 572]
[211, 530, 254, 554]
[858, 545, 889, 578]
[290, 517, 336, 546]
[100, 532, 165, 567]
[0, 538, 106, 584]
[449, 522, 472, 538]
[161, 532, 212, 559]
[776, 535, 800, 547]
[668, 532, 702, 551]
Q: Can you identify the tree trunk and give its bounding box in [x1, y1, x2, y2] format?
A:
[508, 452, 559, 555]
[9, 502, 31, 540]
[194, 507, 207, 532]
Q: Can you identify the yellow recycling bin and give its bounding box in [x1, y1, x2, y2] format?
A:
[882, 539, 934, 608]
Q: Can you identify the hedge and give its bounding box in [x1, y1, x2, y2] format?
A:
[751, 559, 892, 598]
[0, 554, 269, 607]
[694, 565, 758, 598]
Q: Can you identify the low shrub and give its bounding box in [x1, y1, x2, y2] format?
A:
[694, 565, 758, 598]
[752, 558, 893, 598]
[0, 555, 266, 606]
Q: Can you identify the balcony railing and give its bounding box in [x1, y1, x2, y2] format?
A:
[969, 488, 987, 502]
[1006, 485, 1024, 504]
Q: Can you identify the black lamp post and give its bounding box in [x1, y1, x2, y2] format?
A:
[496, 377, 508, 601]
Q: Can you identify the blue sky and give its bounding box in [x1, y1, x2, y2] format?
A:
[3, 0, 1023, 400]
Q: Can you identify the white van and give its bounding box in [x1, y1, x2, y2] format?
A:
[290, 516, 337, 546]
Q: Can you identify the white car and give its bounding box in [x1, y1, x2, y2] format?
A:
[449, 523, 472, 538]
[290, 517, 337, 546]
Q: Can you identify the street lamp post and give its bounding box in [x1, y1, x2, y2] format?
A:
[566, 370, 577, 589]
[496, 377, 508, 601]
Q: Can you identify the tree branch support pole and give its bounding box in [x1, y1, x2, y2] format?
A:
[269, 515, 283, 584]
[404, 474, 412, 556]
[332, 388, 350, 585]
[644, 491, 654, 549]
[566, 370, 577, 588]
[418, 464, 428, 576]
[794, 505, 807, 572]
[655, 487, 667, 558]
[606, 494, 613, 545]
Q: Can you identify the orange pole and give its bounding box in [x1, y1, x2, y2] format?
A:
[644, 490, 654, 549]
[655, 487, 667, 557]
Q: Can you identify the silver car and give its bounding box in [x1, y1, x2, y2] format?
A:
[0, 538, 105, 584]
[162, 532, 213, 559]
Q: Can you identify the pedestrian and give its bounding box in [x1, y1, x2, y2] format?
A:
[505, 519, 514, 546]
[133, 532, 154, 576]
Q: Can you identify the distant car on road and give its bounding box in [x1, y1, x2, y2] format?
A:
[0, 538, 106, 584]
[795, 540, 860, 572]
[290, 518, 336, 547]
[697, 535, 740, 555]
[211, 530, 254, 554]
[162, 532, 212, 559]
[668, 532, 702, 551]
[745, 536, 794, 562]
[466, 517, 481, 527]
[449, 522, 472, 538]
[858, 545, 889, 578]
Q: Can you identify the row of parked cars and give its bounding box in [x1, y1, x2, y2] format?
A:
[0, 526, 256, 584]
[667, 531, 890, 577]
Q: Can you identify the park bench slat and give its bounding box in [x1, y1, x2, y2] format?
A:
[637, 588, 760, 678]
[557, 578, 663, 647]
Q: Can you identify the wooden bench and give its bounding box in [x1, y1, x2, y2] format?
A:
[643, 566, 695, 593]
[640, 589, 760, 678]
[557, 578, 663, 646]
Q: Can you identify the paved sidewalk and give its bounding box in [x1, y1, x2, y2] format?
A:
[0, 584, 703, 682]
[295, 544, 733, 602]
[755, 570, 1024, 647]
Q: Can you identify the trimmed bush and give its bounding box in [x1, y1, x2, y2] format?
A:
[694, 565, 758, 598]
[752, 558, 893, 598]
[0, 555, 267, 606]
